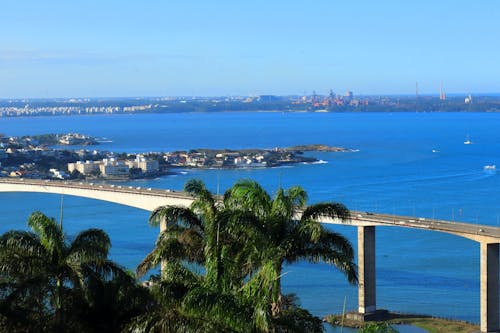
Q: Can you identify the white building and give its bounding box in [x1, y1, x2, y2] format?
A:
[99, 158, 129, 178]
[136, 157, 159, 173]
[49, 168, 69, 179]
[68, 160, 100, 175]
[125, 155, 159, 173]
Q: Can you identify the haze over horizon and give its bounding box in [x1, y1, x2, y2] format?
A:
[1, 1, 499, 98]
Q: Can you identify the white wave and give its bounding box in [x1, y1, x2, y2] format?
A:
[311, 160, 328, 164]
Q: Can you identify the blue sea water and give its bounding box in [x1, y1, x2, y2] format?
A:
[2, 111, 500, 328]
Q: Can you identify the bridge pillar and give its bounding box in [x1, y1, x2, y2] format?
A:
[480, 242, 499, 333]
[358, 226, 376, 314]
[160, 217, 167, 276]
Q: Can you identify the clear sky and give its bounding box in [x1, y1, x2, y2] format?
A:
[1, 0, 499, 98]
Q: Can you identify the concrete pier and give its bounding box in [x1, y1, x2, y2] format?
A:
[480, 242, 499, 333]
[160, 216, 167, 275]
[358, 226, 376, 314]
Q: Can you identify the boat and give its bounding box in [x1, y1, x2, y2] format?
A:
[464, 135, 472, 145]
[484, 165, 496, 174]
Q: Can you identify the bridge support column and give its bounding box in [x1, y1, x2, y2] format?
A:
[480, 242, 499, 333]
[358, 226, 376, 314]
[160, 217, 167, 276]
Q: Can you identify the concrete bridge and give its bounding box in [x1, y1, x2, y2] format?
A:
[0, 178, 499, 332]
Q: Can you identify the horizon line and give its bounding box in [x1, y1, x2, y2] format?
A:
[1, 92, 499, 100]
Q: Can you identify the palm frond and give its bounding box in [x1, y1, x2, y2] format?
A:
[185, 179, 217, 209]
[182, 285, 252, 332]
[284, 229, 357, 284]
[136, 229, 204, 278]
[295, 218, 323, 242]
[149, 206, 203, 231]
[224, 179, 272, 218]
[87, 259, 130, 282]
[271, 188, 294, 221]
[0, 230, 44, 257]
[159, 261, 201, 286]
[301, 202, 350, 222]
[0, 231, 47, 276]
[68, 228, 110, 262]
[136, 251, 160, 279]
[125, 308, 224, 333]
[285, 186, 308, 208]
[27, 211, 65, 256]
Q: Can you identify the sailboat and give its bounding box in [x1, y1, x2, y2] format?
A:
[464, 135, 472, 145]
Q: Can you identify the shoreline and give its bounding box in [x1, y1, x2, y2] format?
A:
[324, 311, 479, 333]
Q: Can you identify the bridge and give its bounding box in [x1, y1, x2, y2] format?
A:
[0, 178, 498, 332]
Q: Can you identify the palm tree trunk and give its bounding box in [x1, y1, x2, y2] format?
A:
[55, 277, 64, 333]
[271, 262, 283, 318]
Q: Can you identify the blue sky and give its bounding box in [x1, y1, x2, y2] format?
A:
[1, 0, 499, 98]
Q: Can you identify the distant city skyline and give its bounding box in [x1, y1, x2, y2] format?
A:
[1, 1, 500, 98]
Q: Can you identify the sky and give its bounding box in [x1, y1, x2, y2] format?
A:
[1, 0, 499, 98]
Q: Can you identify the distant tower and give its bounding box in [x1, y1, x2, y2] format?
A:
[439, 82, 446, 100]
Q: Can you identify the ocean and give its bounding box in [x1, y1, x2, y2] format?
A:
[1, 111, 499, 329]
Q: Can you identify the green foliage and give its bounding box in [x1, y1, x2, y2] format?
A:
[137, 178, 356, 332]
[69, 169, 85, 180]
[226, 179, 357, 314]
[21, 134, 60, 145]
[0, 211, 150, 333]
[359, 322, 399, 333]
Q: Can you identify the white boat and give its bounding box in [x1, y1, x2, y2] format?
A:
[464, 135, 472, 145]
[484, 165, 496, 174]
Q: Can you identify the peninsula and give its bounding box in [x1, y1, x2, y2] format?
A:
[18, 133, 99, 146]
[0, 133, 351, 180]
[167, 144, 351, 169]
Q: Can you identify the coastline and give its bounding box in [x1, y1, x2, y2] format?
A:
[324, 311, 479, 333]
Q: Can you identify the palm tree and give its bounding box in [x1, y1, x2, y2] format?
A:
[137, 179, 356, 332]
[136, 179, 261, 332]
[137, 179, 258, 291]
[0, 211, 117, 333]
[224, 179, 357, 317]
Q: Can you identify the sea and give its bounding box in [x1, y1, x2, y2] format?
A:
[2, 111, 500, 332]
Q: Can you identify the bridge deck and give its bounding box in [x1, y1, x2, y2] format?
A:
[0, 178, 499, 242]
[1, 178, 499, 331]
